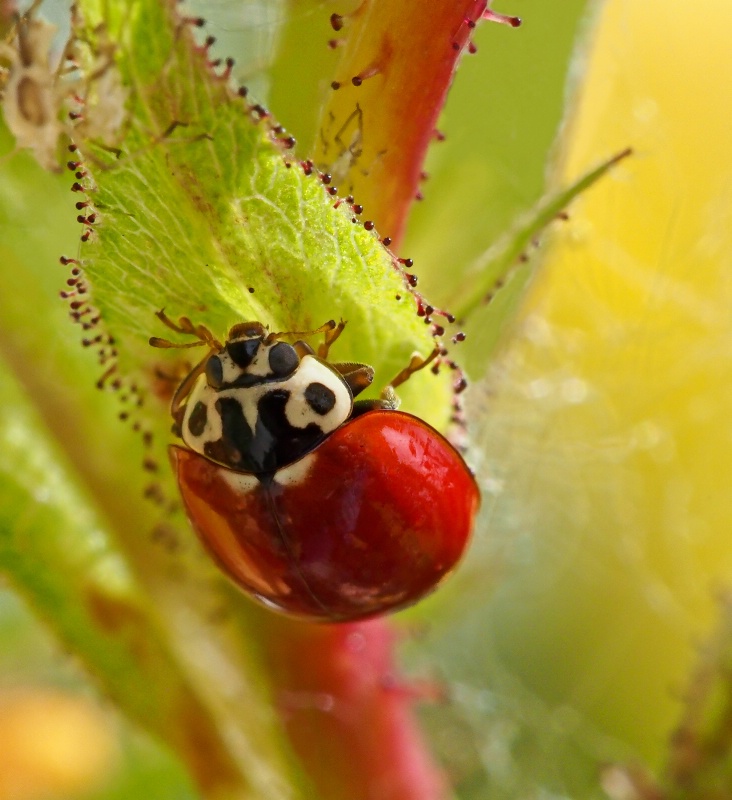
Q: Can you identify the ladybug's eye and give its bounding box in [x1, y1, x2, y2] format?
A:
[227, 338, 260, 369]
[268, 342, 299, 378]
[205, 355, 224, 389]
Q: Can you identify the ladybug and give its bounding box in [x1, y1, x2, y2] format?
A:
[150, 311, 479, 622]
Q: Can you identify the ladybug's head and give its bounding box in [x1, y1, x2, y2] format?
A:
[204, 322, 302, 390]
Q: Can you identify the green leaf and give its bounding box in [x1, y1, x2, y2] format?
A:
[0, 19, 308, 799]
[0, 354, 251, 798]
[74, 0, 452, 428]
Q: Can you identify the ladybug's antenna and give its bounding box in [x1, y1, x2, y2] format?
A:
[149, 309, 223, 351]
[265, 318, 347, 359]
[149, 337, 210, 350]
[265, 319, 338, 346]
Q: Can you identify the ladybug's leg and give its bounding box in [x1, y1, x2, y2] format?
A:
[293, 340, 315, 358]
[386, 347, 440, 391]
[269, 320, 346, 362]
[292, 319, 348, 360]
[317, 319, 347, 359]
[351, 347, 440, 417]
[352, 393, 399, 417]
[331, 362, 374, 399]
[168, 352, 212, 433]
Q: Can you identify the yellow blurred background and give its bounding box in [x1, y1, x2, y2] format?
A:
[460, 0, 732, 769]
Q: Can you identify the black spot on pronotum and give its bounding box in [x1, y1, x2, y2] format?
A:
[304, 382, 336, 415]
[258, 390, 327, 470]
[205, 397, 254, 469]
[187, 402, 208, 437]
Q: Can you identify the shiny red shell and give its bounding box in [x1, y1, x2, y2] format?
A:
[171, 410, 479, 622]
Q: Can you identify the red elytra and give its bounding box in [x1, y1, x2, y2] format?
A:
[171, 410, 479, 622]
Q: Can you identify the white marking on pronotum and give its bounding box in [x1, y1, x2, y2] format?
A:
[282, 356, 351, 432]
[218, 451, 316, 491]
[220, 469, 259, 495]
[273, 452, 316, 487]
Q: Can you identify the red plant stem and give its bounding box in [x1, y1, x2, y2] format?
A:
[262, 616, 448, 800]
[315, 0, 500, 249]
[261, 4, 516, 795]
